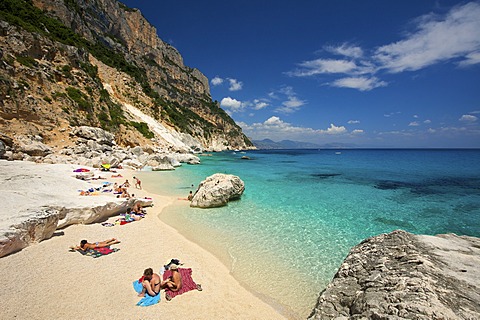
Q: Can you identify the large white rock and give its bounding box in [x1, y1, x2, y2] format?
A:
[190, 173, 245, 208]
[72, 126, 115, 145]
[0, 160, 152, 257]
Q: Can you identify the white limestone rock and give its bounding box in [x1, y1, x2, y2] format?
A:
[190, 173, 245, 208]
[308, 230, 480, 319]
[72, 126, 115, 146]
[0, 207, 64, 258]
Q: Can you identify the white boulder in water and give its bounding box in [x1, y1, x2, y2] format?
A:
[190, 173, 245, 208]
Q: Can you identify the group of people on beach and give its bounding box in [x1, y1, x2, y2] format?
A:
[138, 266, 183, 300]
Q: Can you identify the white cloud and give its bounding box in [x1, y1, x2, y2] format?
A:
[330, 77, 387, 91]
[409, 121, 420, 126]
[470, 110, 480, 114]
[374, 2, 480, 73]
[253, 99, 269, 110]
[289, 59, 358, 77]
[424, 119, 432, 124]
[267, 86, 307, 114]
[276, 96, 306, 114]
[413, 114, 419, 118]
[238, 117, 348, 141]
[352, 129, 364, 134]
[211, 76, 224, 86]
[458, 51, 480, 67]
[326, 43, 364, 59]
[228, 78, 243, 91]
[384, 112, 401, 118]
[220, 97, 244, 113]
[459, 114, 478, 122]
[287, 2, 480, 92]
[324, 123, 347, 134]
[348, 120, 360, 124]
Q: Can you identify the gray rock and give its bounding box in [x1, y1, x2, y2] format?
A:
[0, 207, 65, 258]
[308, 230, 480, 320]
[0, 140, 5, 158]
[131, 146, 144, 157]
[72, 126, 115, 146]
[16, 136, 52, 157]
[151, 164, 175, 171]
[169, 153, 200, 165]
[190, 173, 245, 208]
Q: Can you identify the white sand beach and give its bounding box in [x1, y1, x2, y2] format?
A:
[0, 161, 286, 320]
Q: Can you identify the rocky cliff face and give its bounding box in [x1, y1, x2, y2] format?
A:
[308, 230, 480, 319]
[0, 0, 253, 153]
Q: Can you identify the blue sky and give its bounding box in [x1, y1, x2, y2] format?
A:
[121, 0, 480, 148]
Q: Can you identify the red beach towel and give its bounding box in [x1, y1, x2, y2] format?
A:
[162, 268, 200, 299]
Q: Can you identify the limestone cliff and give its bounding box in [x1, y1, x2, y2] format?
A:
[0, 0, 253, 152]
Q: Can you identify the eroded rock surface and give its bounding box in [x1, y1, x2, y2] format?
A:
[309, 230, 480, 320]
[190, 173, 245, 208]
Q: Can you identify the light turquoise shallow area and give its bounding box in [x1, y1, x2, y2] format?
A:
[139, 149, 480, 318]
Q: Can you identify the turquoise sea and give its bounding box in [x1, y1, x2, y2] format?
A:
[139, 149, 480, 318]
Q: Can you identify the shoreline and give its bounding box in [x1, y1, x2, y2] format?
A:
[0, 161, 287, 320]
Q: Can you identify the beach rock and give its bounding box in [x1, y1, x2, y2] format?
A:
[0, 140, 5, 158]
[190, 173, 245, 208]
[308, 230, 480, 320]
[57, 198, 152, 229]
[169, 153, 201, 165]
[72, 126, 115, 146]
[16, 135, 52, 157]
[0, 207, 64, 258]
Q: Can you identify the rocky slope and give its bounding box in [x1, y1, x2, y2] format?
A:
[308, 230, 480, 319]
[0, 0, 253, 156]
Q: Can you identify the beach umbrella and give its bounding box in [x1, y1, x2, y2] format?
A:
[73, 168, 90, 172]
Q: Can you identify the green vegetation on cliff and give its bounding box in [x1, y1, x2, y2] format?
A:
[0, 0, 253, 148]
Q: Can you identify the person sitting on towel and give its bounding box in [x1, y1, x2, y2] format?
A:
[70, 238, 120, 251]
[161, 264, 182, 292]
[132, 202, 145, 214]
[139, 268, 161, 297]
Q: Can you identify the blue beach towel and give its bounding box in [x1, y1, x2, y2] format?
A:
[132, 280, 160, 306]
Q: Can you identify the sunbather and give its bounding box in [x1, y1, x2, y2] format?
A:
[132, 202, 144, 214]
[70, 238, 120, 251]
[139, 268, 161, 297]
[161, 264, 183, 295]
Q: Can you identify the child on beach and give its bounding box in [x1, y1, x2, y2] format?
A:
[70, 238, 120, 251]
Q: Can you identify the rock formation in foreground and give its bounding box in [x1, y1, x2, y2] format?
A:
[190, 173, 245, 208]
[0, 160, 151, 258]
[308, 230, 480, 320]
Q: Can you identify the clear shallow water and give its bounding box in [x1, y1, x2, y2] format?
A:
[140, 149, 480, 318]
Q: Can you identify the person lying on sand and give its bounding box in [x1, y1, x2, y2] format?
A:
[161, 264, 183, 299]
[139, 268, 161, 297]
[70, 238, 120, 251]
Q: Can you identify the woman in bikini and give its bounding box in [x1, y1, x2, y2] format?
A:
[70, 238, 120, 251]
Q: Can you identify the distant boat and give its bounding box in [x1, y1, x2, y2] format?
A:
[241, 156, 251, 160]
[335, 152, 342, 155]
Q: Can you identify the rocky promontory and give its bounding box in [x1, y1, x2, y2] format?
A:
[309, 230, 480, 319]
